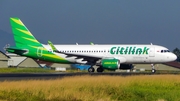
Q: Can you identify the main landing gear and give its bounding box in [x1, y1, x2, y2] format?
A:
[88, 66, 104, 73]
[151, 64, 156, 73]
[96, 66, 104, 72]
[88, 67, 95, 72]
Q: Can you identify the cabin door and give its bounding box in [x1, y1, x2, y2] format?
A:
[149, 47, 155, 57]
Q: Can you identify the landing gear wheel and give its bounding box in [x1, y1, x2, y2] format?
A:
[88, 67, 95, 73]
[151, 64, 156, 73]
[152, 69, 156, 73]
[97, 67, 104, 72]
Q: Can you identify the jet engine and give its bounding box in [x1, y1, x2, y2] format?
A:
[101, 59, 120, 70]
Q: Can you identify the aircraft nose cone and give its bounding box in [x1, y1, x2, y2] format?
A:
[171, 53, 177, 61]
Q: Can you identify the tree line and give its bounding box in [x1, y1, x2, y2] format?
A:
[173, 48, 180, 62]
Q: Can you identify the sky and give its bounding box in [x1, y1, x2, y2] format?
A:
[0, 0, 180, 51]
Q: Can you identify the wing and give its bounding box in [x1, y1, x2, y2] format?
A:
[48, 41, 101, 64]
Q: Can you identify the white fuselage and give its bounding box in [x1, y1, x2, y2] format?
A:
[43, 44, 177, 64]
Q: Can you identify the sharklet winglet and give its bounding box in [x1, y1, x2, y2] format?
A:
[48, 41, 58, 52]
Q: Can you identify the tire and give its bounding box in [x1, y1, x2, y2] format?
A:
[152, 69, 156, 73]
[97, 67, 104, 72]
[88, 67, 95, 72]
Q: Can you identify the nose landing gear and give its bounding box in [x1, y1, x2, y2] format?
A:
[151, 64, 156, 73]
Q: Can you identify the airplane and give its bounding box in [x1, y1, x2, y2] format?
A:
[6, 17, 177, 73]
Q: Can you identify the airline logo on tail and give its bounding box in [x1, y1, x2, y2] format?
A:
[10, 18, 42, 47]
[6, 17, 70, 63]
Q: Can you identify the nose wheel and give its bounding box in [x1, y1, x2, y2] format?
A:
[151, 69, 156, 73]
[151, 64, 156, 73]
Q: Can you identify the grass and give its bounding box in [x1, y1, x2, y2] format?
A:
[0, 75, 179, 101]
[0, 67, 89, 73]
[0, 67, 54, 73]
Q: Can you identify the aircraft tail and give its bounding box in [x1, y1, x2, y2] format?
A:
[10, 17, 42, 47]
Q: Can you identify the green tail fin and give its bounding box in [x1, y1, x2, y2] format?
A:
[10, 17, 42, 47]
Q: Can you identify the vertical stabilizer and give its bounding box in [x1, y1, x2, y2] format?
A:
[10, 17, 42, 47]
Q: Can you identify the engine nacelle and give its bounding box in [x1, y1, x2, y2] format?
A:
[101, 59, 120, 70]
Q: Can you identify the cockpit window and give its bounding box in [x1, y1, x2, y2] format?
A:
[161, 50, 170, 53]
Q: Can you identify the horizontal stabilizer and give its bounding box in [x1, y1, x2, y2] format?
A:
[6, 47, 28, 55]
